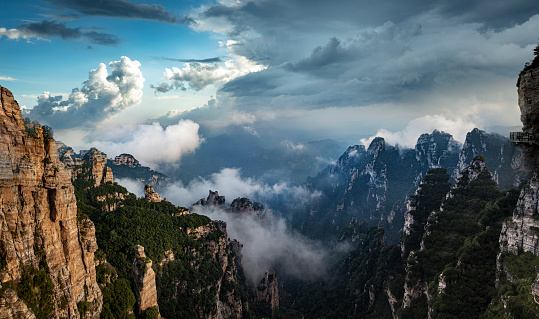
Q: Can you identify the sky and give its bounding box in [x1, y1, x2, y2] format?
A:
[2, 0, 539, 168]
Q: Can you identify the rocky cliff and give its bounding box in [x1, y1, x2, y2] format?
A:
[132, 245, 159, 315]
[83, 149, 113, 187]
[255, 269, 279, 314]
[106, 154, 170, 191]
[144, 184, 162, 203]
[0, 86, 102, 318]
[298, 127, 527, 242]
[492, 57, 539, 316]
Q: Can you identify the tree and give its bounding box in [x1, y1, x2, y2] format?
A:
[42, 125, 54, 140]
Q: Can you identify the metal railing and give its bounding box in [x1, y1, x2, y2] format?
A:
[510, 132, 536, 143]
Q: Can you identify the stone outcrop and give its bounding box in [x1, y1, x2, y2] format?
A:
[83, 149, 113, 186]
[132, 245, 159, 315]
[0, 86, 102, 318]
[106, 154, 170, 190]
[144, 184, 162, 202]
[500, 175, 539, 255]
[499, 61, 539, 259]
[518, 64, 539, 135]
[255, 269, 279, 312]
[229, 197, 263, 215]
[193, 190, 226, 208]
[0, 288, 37, 319]
[95, 191, 128, 212]
[177, 221, 245, 318]
[112, 154, 141, 168]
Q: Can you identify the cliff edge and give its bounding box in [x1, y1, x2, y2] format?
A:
[0, 86, 102, 318]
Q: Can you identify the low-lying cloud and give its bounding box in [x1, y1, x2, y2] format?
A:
[360, 114, 478, 148]
[114, 167, 327, 284]
[28, 56, 144, 129]
[116, 167, 320, 210]
[194, 206, 329, 286]
[93, 120, 204, 169]
[160, 168, 320, 209]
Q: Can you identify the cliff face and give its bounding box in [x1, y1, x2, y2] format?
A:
[298, 127, 528, 242]
[500, 175, 539, 255]
[518, 65, 539, 135]
[144, 184, 162, 202]
[0, 86, 102, 318]
[255, 269, 279, 312]
[83, 149, 113, 187]
[106, 154, 170, 191]
[207, 221, 245, 319]
[492, 62, 539, 316]
[132, 246, 159, 315]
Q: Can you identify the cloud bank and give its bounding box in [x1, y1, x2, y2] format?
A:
[152, 52, 266, 93]
[28, 56, 144, 129]
[93, 120, 204, 168]
[194, 206, 329, 286]
[154, 1, 539, 138]
[360, 114, 477, 148]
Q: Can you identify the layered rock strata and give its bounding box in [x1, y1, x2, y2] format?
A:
[132, 245, 159, 315]
[0, 86, 102, 318]
[144, 184, 162, 202]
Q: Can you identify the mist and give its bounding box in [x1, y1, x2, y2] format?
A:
[157, 167, 321, 209]
[192, 205, 329, 286]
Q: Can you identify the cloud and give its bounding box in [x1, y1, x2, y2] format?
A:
[111, 173, 331, 286]
[151, 167, 319, 208]
[115, 178, 145, 197]
[193, 206, 329, 286]
[359, 114, 477, 148]
[0, 20, 119, 45]
[93, 120, 203, 168]
[153, 52, 267, 92]
[165, 1, 539, 140]
[28, 56, 144, 129]
[154, 56, 224, 63]
[0, 76, 16, 81]
[45, 0, 192, 24]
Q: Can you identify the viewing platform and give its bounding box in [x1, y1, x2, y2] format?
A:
[510, 132, 538, 144]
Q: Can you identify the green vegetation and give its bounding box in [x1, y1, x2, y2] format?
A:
[17, 264, 55, 319]
[101, 278, 136, 319]
[485, 252, 539, 317]
[402, 160, 520, 318]
[401, 168, 451, 259]
[72, 164, 242, 319]
[279, 226, 404, 318]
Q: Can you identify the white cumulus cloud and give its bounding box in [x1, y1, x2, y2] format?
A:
[153, 44, 267, 93]
[29, 56, 144, 129]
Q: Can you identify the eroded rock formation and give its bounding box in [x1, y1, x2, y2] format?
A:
[255, 269, 279, 313]
[144, 184, 162, 202]
[0, 86, 102, 318]
[83, 149, 113, 186]
[132, 245, 159, 315]
[112, 154, 141, 168]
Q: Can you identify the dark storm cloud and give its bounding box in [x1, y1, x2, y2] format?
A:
[46, 0, 193, 24]
[154, 56, 223, 63]
[9, 20, 120, 45]
[187, 0, 539, 111]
